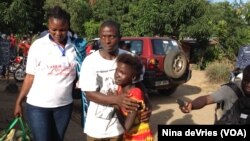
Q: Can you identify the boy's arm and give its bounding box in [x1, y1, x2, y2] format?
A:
[113, 106, 126, 129]
[113, 105, 137, 131]
[135, 82, 152, 122]
[124, 110, 137, 131]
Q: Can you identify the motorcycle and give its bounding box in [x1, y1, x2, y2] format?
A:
[8, 56, 22, 73]
[13, 57, 26, 82]
[229, 70, 242, 83]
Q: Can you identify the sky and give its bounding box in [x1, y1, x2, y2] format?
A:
[211, 0, 249, 3]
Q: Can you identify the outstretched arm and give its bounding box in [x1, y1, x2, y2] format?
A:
[179, 95, 215, 113]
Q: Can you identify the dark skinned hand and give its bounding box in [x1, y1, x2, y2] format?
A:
[138, 107, 152, 122]
[118, 93, 139, 112]
[107, 89, 139, 112]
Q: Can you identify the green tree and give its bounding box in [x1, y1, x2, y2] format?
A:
[89, 0, 133, 36]
[122, 0, 166, 36]
[0, 2, 8, 32]
[211, 2, 250, 62]
[44, 0, 91, 37]
[0, 0, 44, 34]
[84, 19, 100, 40]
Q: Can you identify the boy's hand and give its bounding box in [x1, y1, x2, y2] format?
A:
[138, 107, 152, 122]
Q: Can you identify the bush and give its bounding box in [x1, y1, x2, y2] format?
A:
[205, 61, 233, 84]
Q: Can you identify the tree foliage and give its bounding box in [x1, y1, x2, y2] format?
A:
[44, 0, 91, 37]
[0, 0, 44, 34]
[83, 20, 100, 40]
[211, 2, 250, 61]
[1, 0, 250, 68]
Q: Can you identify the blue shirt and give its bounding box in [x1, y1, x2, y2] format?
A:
[0, 39, 10, 66]
[235, 45, 250, 69]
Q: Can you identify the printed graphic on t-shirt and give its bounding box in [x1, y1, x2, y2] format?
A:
[95, 71, 117, 119]
[36, 54, 76, 76]
[95, 105, 115, 120]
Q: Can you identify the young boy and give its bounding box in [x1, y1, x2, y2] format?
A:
[114, 53, 153, 141]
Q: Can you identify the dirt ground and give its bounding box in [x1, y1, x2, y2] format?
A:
[148, 69, 221, 139]
[0, 69, 222, 140]
[166, 69, 221, 125]
[0, 78, 21, 130]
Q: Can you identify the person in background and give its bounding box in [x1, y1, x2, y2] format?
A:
[233, 45, 250, 79]
[14, 6, 77, 141]
[18, 36, 31, 57]
[86, 39, 100, 55]
[114, 53, 153, 141]
[79, 20, 152, 141]
[119, 41, 131, 52]
[0, 34, 10, 78]
[9, 33, 17, 58]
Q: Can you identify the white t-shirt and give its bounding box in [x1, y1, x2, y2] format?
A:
[26, 34, 77, 108]
[79, 49, 128, 138]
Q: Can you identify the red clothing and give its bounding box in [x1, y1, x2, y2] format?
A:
[10, 36, 16, 48]
[86, 45, 92, 55]
[118, 86, 153, 141]
[18, 41, 30, 56]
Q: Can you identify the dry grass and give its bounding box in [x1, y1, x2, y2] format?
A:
[205, 60, 234, 84]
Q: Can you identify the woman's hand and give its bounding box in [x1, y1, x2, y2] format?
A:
[14, 103, 23, 117]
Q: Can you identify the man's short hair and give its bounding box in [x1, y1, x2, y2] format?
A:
[243, 65, 250, 80]
[99, 20, 121, 37]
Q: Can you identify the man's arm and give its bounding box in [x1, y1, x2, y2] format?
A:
[124, 110, 137, 131]
[85, 91, 139, 111]
[179, 95, 215, 113]
[191, 95, 215, 109]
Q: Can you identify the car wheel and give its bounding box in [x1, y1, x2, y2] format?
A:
[158, 85, 178, 96]
[164, 50, 187, 79]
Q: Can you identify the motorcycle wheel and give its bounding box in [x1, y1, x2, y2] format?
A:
[14, 66, 25, 82]
[8, 63, 19, 73]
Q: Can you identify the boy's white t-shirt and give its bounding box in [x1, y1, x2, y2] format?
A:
[79, 49, 128, 138]
[26, 34, 77, 108]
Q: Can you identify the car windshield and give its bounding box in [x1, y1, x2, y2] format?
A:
[152, 39, 179, 55]
[123, 40, 143, 55]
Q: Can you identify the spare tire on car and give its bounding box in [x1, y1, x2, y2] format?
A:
[164, 50, 187, 79]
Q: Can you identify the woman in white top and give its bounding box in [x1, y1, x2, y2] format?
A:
[14, 6, 77, 141]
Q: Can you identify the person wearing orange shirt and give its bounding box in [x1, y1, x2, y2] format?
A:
[18, 37, 31, 57]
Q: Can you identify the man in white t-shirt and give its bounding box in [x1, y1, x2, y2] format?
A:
[79, 20, 151, 140]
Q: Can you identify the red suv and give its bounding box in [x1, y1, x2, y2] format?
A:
[120, 37, 192, 96]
